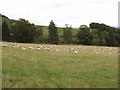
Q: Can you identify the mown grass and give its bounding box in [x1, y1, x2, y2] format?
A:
[2, 43, 118, 88]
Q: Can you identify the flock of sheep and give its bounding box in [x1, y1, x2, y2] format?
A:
[0, 43, 59, 51]
[0, 42, 119, 55]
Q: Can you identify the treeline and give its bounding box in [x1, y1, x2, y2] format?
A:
[2, 18, 120, 47]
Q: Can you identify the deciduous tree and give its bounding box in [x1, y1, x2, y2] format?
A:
[63, 24, 72, 44]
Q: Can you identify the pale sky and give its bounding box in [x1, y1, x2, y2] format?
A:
[0, 0, 119, 27]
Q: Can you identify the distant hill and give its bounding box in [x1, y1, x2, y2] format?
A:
[36, 25, 79, 38]
[0, 14, 16, 28]
[0, 14, 79, 37]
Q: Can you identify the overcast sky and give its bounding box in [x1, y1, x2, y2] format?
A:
[0, 0, 119, 27]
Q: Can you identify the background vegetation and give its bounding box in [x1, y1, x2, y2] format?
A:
[1, 14, 120, 46]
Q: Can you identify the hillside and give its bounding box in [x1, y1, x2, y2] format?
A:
[0, 14, 79, 37]
[0, 14, 15, 28]
[1, 14, 79, 37]
[36, 25, 79, 37]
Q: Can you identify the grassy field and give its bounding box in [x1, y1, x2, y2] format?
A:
[36, 25, 79, 37]
[1, 42, 118, 88]
[2, 16, 79, 37]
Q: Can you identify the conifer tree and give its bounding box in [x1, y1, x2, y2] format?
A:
[48, 20, 59, 44]
[2, 21, 10, 41]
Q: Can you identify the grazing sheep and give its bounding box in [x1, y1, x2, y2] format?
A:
[13, 45, 20, 48]
[93, 51, 96, 53]
[70, 48, 74, 50]
[82, 47, 85, 50]
[36, 47, 41, 51]
[43, 47, 48, 50]
[109, 52, 112, 55]
[68, 48, 74, 52]
[28, 46, 34, 50]
[47, 47, 51, 51]
[74, 50, 78, 54]
[116, 49, 119, 52]
[96, 52, 98, 54]
[56, 49, 59, 52]
[22, 47, 26, 50]
[68, 49, 71, 52]
[40, 46, 43, 48]
[2, 44, 8, 47]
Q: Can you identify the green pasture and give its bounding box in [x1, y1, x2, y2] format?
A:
[2, 43, 118, 88]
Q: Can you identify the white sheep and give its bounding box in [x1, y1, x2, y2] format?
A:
[22, 47, 26, 50]
[70, 48, 74, 50]
[43, 47, 48, 50]
[109, 52, 112, 55]
[74, 50, 78, 54]
[36, 47, 41, 51]
[56, 49, 59, 52]
[29, 46, 34, 50]
[96, 52, 98, 54]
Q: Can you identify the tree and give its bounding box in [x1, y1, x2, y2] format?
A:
[106, 28, 119, 46]
[114, 28, 120, 46]
[2, 21, 10, 41]
[11, 19, 36, 43]
[34, 26, 43, 43]
[63, 24, 72, 44]
[77, 25, 94, 45]
[48, 20, 59, 44]
[92, 29, 107, 46]
[90, 22, 119, 46]
[90, 22, 109, 32]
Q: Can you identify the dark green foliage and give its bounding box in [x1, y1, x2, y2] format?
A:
[2, 21, 10, 41]
[90, 22, 109, 32]
[106, 28, 119, 46]
[11, 19, 36, 43]
[48, 20, 59, 44]
[114, 28, 120, 46]
[34, 26, 43, 43]
[92, 29, 107, 46]
[63, 24, 72, 44]
[1, 14, 120, 46]
[90, 22, 119, 46]
[77, 25, 94, 45]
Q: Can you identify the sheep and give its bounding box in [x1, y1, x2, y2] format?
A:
[96, 52, 98, 54]
[70, 48, 74, 51]
[47, 47, 51, 51]
[68, 48, 74, 52]
[2, 44, 8, 47]
[116, 49, 119, 52]
[36, 47, 41, 51]
[40, 46, 43, 48]
[109, 52, 112, 55]
[82, 47, 85, 50]
[56, 49, 59, 52]
[93, 50, 96, 53]
[74, 50, 78, 54]
[68, 49, 71, 52]
[16, 45, 20, 47]
[43, 47, 48, 50]
[22, 47, 26, 50]
[28, 46, 34, 50]
[13, 44, 20, 48]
